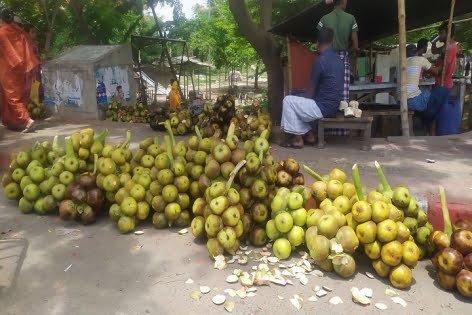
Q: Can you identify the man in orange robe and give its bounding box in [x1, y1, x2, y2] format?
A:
[0, 8, 39, 132]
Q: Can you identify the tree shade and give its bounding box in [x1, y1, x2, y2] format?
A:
[270, 0, 472, 43]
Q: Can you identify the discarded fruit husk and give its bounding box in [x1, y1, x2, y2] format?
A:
[308, 296, 318, 302]
[226, 275, 239, 283]
[214, 255, 227, 270]
[375, 303, 388, 310]
[212, 294, 226, 305]
[385, 289, 398, 297]
[351, 287, 370, 305]
[322, 286, 333, 292]
[359, 288, 373, 298]
[329, 296, 343, 305]
[316, 289, 328, 297]
[391, 296, 407, 307]
[191, 291, 202, 300]
[365, 272, 375, 279]
[290, 294, 303, 310]
[312, 270, 324, 277]
[200, 286, 211, 294]
[185, 278, 194, 284]
[224, 300, 235, 313]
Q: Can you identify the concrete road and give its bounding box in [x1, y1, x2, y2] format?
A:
[1, 118, 471, 314]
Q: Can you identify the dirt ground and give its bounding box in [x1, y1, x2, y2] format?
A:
[1, 118, 471, 315]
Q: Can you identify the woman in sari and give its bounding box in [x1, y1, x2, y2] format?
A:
[168, 79, 181, 112]
[0, 8, 39, 132]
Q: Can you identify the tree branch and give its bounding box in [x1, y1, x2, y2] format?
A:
[229, 0, 265, 50]
[260, 0, 272, 31]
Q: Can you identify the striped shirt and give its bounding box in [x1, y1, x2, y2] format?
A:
[407, 56, 431, 99]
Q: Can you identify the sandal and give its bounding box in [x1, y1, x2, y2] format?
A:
[304, 131, 317, 145]
[21, 120, 36, 133]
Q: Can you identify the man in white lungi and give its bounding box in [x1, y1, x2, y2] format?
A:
[281, 27, 344, 148]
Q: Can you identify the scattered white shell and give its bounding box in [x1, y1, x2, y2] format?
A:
[226, 275, 239, 283]
[288, 263, 296, 268]
[245, 250, 253, 255]
[191, 291, 202, 300]
[268, 257, 279, 263]
[233, 269, 243, 276]
[236, 250, 243, 255]
[232, 255, 240, 260]
[269, 276, 287, 286]
[224, 289, 237, 297]
[360, 288, 373, 298]
[258, 264, 269, 271]
[247, 292, 257, 297]
[246, 287, 257, 293]
[365, 272, 375, 279]
[299, 276, 309, 286]
[185, 278, 194, 284]
[291, 266, 305, 274]
[239, 245, 248, 251]
[278, 264, 287, 269]
[316, 289, 328, 297]
[322, 286, 333, 292]
[200, 286, 211, 294]
[312, 270, 324, 277]
[282, 270, 294, 277]
[236, 288, 247, 299]
[308, 296, 318, 302]
[252, 266, 258, 271]
[239, 273, 253, 286]
[262, 247, 268, 251]
[178, 228, 188, 235]
[266, 243, 272, 249]
[391, 297, 407, 307]
[375, 303, 388, 310]
[238, 256, 248, 265]
[290, 295, 303, 310]
[227, 259, 235, 264]
[385, 289, 398, 297]
[303, 260, 312, 270]
[286, 279, 294, 285]
[351, 287, 370, 305]
[214, 255, 227, 270]
[224, 300, 235, 313]
[329, 296, 343, 305]
[314, 286, 321, 292]
[212, 295, 226, 305]
[134, 230, 144, 235]
[261, 251, 271, 256]
[278, 295, 284, 300]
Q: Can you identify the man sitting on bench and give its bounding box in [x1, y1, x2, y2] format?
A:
[406, 39, 449, 135]
[281, 27, 344, 148]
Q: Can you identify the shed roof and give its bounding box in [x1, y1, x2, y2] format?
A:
[49, 45, 129, 65]
[270, 0, 472, 42]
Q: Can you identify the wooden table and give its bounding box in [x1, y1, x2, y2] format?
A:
[350, 80, 435, 103]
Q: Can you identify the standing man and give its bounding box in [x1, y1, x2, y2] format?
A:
[431, 21, 457, 90]
[281, 27, 344, 149]
[317, 0, 359, 102]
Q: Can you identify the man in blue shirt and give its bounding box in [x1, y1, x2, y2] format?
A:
[281, 27, 344, 148]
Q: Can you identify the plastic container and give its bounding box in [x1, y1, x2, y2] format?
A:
[436, 97, 461, 136]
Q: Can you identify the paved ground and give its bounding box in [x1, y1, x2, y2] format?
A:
[1, 118, 471, 315]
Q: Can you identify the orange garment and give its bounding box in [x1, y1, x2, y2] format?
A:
[0, 23, 39, 130]
[168, 81, 181, 112]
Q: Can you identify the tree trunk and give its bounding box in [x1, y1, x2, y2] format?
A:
[229, 0, 284, 125]
[254, 63, 259, 89]
[69, 0, 97, 44]
[38, 0, 61, 57]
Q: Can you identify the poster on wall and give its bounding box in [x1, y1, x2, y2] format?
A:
[95, 65, 131, 109]
[42, 71, 83, 107]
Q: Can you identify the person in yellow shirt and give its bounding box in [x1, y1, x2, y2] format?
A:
[168, 79, 181, 112]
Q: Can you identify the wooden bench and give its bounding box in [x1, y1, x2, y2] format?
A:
[318, 116, 373, 151]
[363, 109, 415, 136]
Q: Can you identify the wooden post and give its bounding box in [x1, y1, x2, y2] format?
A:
[441, 0, 457, 86]
[209, 66, 212, 100]
[287, 37, 293, 93]
[398, 0, 410, 137]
